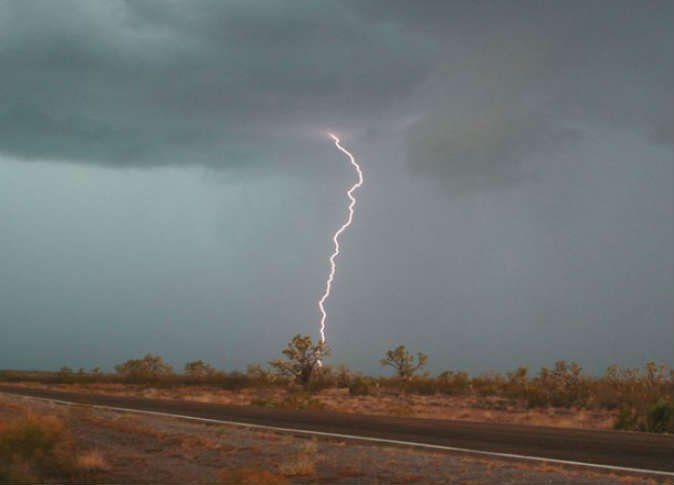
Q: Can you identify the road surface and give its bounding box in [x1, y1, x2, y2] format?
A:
[1, 385, 672, 475]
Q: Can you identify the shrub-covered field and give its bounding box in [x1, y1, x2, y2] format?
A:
[1, 337, 672, 433]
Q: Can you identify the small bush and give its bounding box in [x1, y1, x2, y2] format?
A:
[0, 414, 76, 482]
[646, 399, 674, 433]
[348, 377, 371, 396]
[437, 371, 471, 395]
[404, 376, 437, 395]
[115, 353, 174, 382]
[613, 406, 640, 431]
[184, 360, 217, 379]
[613, 399, 674, 433]
[526, 361, 589, 408]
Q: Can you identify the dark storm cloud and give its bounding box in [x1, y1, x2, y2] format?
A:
[0, 0, 671, 178]
[0, 0, 430, 166]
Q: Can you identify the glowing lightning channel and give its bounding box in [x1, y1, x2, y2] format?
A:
[318, 134, 364, 345]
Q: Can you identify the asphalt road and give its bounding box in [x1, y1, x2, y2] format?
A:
[1, 385, 672, 474]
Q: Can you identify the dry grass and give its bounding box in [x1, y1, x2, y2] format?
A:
[76, 449, 109, 472]
[336, 464, 366, 478]
[390, 472, 425, 483]
[278, 441, 318, 477]
[278, 455, 316, 477]
[298, 438, 318, 455]
[77, 413, 165, 439]
[219, 467, 289, 484]
[0, 413, 89, 483]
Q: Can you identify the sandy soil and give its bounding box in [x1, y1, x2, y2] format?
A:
[2, 382, 615, 430]
[0, 393, 666, 484]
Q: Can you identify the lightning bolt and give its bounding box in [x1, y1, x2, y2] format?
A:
[318, 134, 364, 345]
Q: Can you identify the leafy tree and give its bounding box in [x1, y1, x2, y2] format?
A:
[380, 345, 428, 380]
[115, 353, 174, 381]
[184, 360, 216, 378]
[269, 334, 329, 386]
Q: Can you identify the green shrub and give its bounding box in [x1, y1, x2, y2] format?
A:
[613, 399, 674, 433]
[613, 406, 641, 431]
[646, 399, 674, 433]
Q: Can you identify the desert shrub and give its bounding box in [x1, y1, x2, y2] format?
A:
[601, 362, 674, 431]
[333, 365, 355, 388]
[114, 353, 174, 382]
[472, 372, 506, 397]
[404, 376, 437, 395]
[646, 399, 674, 433]
[380, 345, 428, 380]
[307, 365, 340, 392]
[246, 364, 279, 386]
[437, 371, 471, 395]
[348, 376, 372, 396]
[503, 367, 529, 399]
[614, 399, 674, 433]
[213, 371, 250, 390]
[526, 361, 589, 408]
[0, 414, 77, 482]
[613, 405, 640, 431]
[269, 335, 329, 387]
[184, 360, 217, 379]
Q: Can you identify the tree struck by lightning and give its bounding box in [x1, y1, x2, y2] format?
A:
[317, 134, 364, 346]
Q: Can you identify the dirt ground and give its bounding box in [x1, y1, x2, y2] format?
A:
[1, 382, 615, 430]
[0, 392, 668, 484]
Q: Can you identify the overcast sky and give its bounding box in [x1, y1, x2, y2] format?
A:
[1, 0, 672, 375]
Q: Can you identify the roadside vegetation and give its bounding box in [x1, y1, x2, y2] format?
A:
[1, 335, 672, 434]
[0, 413, 108, 483]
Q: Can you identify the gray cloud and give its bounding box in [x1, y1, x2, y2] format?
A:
[384, 0, 674, 189]
[405, 104, 582, 192]
[2, 0, 670, 184]
[0, 0, 431, 167]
